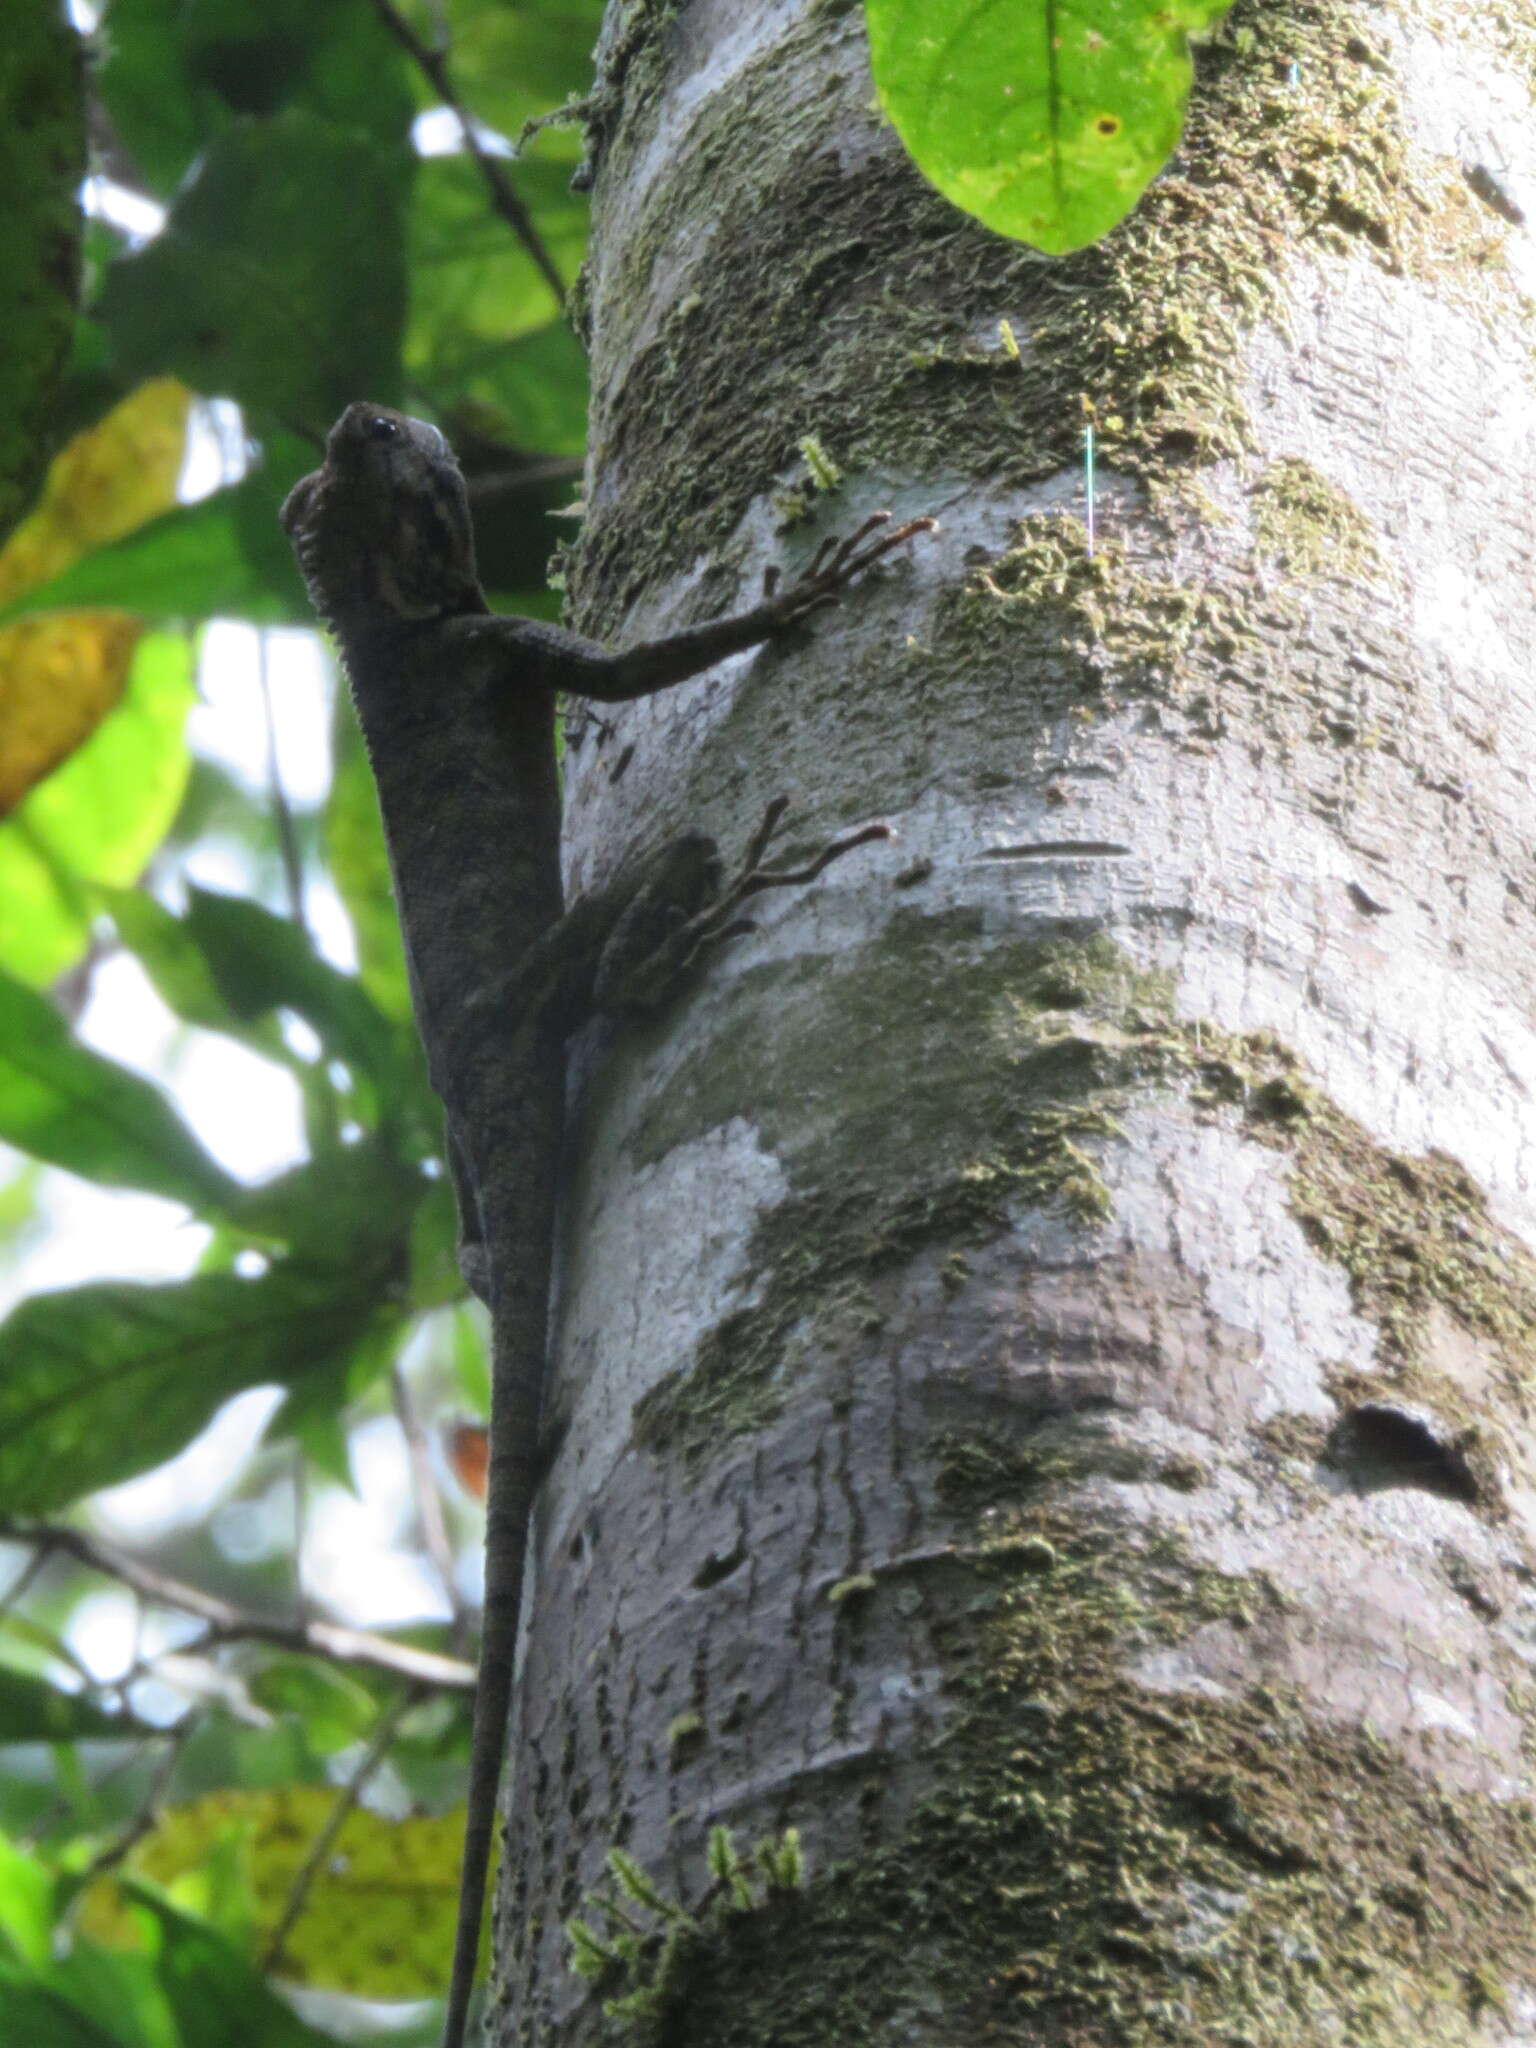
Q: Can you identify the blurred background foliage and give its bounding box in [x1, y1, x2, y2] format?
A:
[0, 2, 602, 2038]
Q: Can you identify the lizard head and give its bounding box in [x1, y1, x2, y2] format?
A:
[281, 404, 482, 633]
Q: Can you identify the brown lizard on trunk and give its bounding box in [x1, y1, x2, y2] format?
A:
[281, 403, 932, 2046]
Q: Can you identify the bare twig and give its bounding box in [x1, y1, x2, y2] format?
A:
[465, 455, 584, 502]
[6, 1524, 474, 1693]
[75, 1723, 190, 1888]
[0, 1543, 50, 1619]
[263, 1688, 419, 1972]
[366, 0, 566, 306]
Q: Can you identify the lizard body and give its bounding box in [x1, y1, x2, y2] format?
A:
[281, 403, 931, 2047]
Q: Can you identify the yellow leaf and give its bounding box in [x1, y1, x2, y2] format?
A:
[0, 379, 191, 608]
[0, 612, 142, 814]
[0, 381, 188, 815]
[80, 1784, 483, 2000]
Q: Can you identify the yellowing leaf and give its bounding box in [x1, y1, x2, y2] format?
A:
[0, 379, 190, 608]
[0, 631, 194, 986]
[0, 383, 189, 821]
[81, 1785, 481, 2000]
[0, 612, 142, 814]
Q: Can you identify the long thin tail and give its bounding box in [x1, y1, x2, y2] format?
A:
[441, 1306, 548, 2048]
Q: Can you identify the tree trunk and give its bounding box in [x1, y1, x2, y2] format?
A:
[492, 1, 1536, 2041]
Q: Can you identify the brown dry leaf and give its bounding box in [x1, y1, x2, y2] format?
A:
[0, 378, 190, 607]
[447, 1418, 489, 1500]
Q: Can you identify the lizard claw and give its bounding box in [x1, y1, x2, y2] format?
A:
[627, 799, 888, 1003]
[774, 512, 938, 624]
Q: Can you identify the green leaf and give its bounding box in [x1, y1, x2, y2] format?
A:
[102, 888, 279, 1051]
[324, 707, 413, 1026]
[0, 969, 241, 1215]
[0, 631, 195, 987]
[0, 7, 85, 547]
[97, 112, 410, 434]
[245, 1661, 377, 1754]
[866, 0, 1234, 255]
[234, 1134, 428, 1262]
[124, 1790, 469, 2000]
[98, 0, 415, 200]
[130, 1884, 340, 2047]
[0, 1830, 55, 1967]
[0, 1667, 145, 1744]
[34, 1944, 168, 2048]
[0, 1966, 129, 2048]
[0, 469, 311, 632]
[408, 156, 585, 392]
[0, 1265, 382, 1513]
[180, 887, 408, 1112]
[457, 322, 590, 463]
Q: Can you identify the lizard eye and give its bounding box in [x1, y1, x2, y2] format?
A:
[366, 415, 399, 441]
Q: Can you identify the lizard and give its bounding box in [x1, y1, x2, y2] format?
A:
[280, 401, 934, 2047]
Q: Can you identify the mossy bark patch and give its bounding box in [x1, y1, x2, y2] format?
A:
[630, 924, 1174, 1463]
[1193, 1029, 1536, 1497]
[632, 928, 1536, 1492]
[573, 0, 1523, 634]
[608, 1516, 1536, 2046]
[1249, 458, 1387, 582]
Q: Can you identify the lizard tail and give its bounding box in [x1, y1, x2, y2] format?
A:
[442, 1292, 551, 2047]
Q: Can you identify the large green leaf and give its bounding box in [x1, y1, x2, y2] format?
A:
[132, 1885, 341, 2048]
[98, 0, 415, 199]
[0, 970, 241, 1216]
[408, 154, 585, 388]
[323, 709, 413, 1028]
[111, 1788, 466, 1998]
[32, 1944, 170, 2048]
[233, 1134, 430, 1264]
[181, 887, 409, 1113]
[0, 9, 84, 548]
[866, 0, 1233, 255]
[0, 631, 195, 987]
[0, 1968, 128, 2048]
[0, 1265, 383, 1514]
[0, 1667, 146, 1744]
[0, 470, 310, 632]
[97, 112, 411, 434]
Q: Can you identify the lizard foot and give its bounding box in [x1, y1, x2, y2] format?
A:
[654, 796, 889, 983]
[763, 511, 938, 626]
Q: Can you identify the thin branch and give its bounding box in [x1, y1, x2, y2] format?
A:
[465, 455, 584, 502]
[0, 1543, 50, 1619]
[366, 0, 566, 307]
[262, 1688, 419, 1972]
[5, 1524, 474, 1693]
[74, 1724, 190, 1889]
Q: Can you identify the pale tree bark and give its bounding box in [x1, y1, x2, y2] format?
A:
[488, 0, 1536, 2041]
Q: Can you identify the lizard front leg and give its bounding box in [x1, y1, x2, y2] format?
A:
[439, 511, 936, 704]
